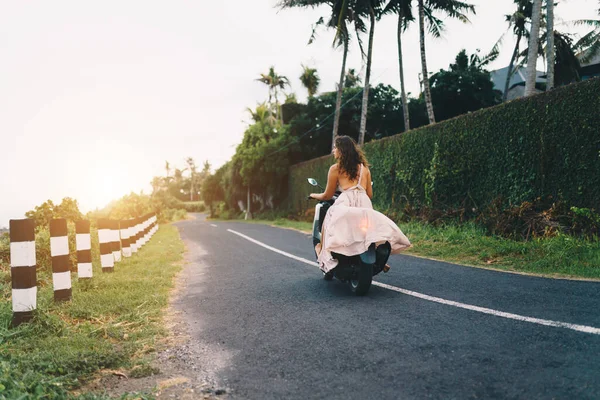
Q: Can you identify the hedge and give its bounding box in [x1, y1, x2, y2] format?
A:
[288, 78, 600, 217]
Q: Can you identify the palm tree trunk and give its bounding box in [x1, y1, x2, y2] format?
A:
[274, 92, 281, 123]
[397, 11, 410, 132]
[546, 0, 555, 90]
[525, 0, 543, 96]
[503, 32, 522, 102]
[419, 0, 436, 124]
[332, 38, 349, 151]
[358, 7, 376, 146]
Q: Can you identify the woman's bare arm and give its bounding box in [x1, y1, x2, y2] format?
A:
[366, 167, 373, 199]
[310, 165, 338, 201]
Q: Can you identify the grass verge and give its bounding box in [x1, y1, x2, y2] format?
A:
[224, 218, 600, 280]
[0, 224, 184, 399]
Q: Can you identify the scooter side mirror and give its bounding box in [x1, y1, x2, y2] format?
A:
[308, 178, 318, 186]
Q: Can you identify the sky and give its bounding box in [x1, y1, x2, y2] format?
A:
[0, 0, 597, 228]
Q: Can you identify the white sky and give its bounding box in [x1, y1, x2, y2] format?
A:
[0, 0, 596, 228]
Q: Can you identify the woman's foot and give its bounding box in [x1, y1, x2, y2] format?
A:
[382, 263, 391, 273]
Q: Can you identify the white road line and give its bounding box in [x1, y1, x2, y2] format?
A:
[227, 228, 600, 336]
[210, 224, 218, 228]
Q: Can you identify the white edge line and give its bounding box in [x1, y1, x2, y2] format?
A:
[210, 224, 218, 228]
[227, 228, 600, 336]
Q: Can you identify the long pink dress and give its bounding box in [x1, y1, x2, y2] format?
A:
[317, 164, 412, 273]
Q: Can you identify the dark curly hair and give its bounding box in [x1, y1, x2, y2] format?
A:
[334, 135, 368, 181]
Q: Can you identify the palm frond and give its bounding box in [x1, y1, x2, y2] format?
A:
[308, 16, 325, 45]
[423, 5, 445, 38]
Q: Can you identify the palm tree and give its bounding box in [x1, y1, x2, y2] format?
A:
[341, 0, 384, 145]
[185, 157, 197, 201]
[256, 66, 290, 122]
[345, 68, 362, 87]
[525, 0, 543, 96]
[300, 64, 321, 97]
[417, 0, 475, 124]
[574, 3, 600, 63]
[278, 0, 354, 150]
[546, 0, 555, 90]
[246, 102, 277, 125]
[382, 0, 415, 131]
[553, 32, 582, 85]
[503, 0, 532, 102]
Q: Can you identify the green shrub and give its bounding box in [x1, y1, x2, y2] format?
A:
[181, 201, 206, 213]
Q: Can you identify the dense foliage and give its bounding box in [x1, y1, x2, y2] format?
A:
[289, 78, 600, 239]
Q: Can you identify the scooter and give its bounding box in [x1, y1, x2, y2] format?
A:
[307, 177, 392, 296]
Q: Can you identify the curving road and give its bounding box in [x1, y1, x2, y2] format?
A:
[173, 215, 600, 400]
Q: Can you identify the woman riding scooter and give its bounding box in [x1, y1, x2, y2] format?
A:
[309, 135, 412, 274]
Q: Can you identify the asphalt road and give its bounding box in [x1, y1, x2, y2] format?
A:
[174, 216, 600, 400]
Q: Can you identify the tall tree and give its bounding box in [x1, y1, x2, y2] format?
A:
[525, 0, 543, 96]
[417, 0, 475, 124]
[278, 0, 355, 150]
[418, 0, 435, 124]
[300, 64, 321, 97]
[185, 157, 197, 201]
[546, 0, 555, 90]
[429, 49, 502, 121]
[553, 32, 582, 85]
[247, 102, 277, 125]
[503, 0, 532, 102]
[382, 0, 414, 132]
[345, 68, 362, 87]
[256, 66, 290, 122]
[574, 2, 600, 63]
[356, 0, 380, 145]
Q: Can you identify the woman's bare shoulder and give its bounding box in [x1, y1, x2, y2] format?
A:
[329, 164, 339, 173]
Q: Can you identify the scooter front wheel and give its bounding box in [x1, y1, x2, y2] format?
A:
[350, 264, 372, 296]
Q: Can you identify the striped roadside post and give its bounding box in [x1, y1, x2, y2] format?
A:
[98, 218, 114, 272]
[9, 219, 37, 327]
[75, 220, 93, 279]
[120, 220, 131, 258]
[152, 214, 157, 236]
[110, 219, 122, 263]
[130, 217, 139, 254]
[139, 215, 146, 248]
[142, 214, 150, 246]
[150, 214, 156, 236]
[49, 219, 72, 302]
[137, 216, 144, 248]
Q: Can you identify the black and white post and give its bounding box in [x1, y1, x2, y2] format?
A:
[110, 219, 122, 263]
[142, 214, 150, 246]
[120, 219, 131, 258]
[10, 219, 37, 327]
[130, 217, 138, 254]
[151, 214, 157, 237]
[50, 219, 72, 301]
[98, 219, 114, 272]
[75, 220, 93, 279]
[136, 216, 143, 249]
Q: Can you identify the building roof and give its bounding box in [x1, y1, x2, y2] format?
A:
[577, 48, 600, 67]
[490, 66, 547, 93]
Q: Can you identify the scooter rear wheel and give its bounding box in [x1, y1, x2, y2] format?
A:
[350, 264, 372, 296]
[323, 271, 334, 281]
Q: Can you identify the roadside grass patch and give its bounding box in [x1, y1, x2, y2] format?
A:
[227, 218, 600, 280]
[0, 224, 184, 399]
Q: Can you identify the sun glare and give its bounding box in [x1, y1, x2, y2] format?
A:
[83, 163, 131, 211]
